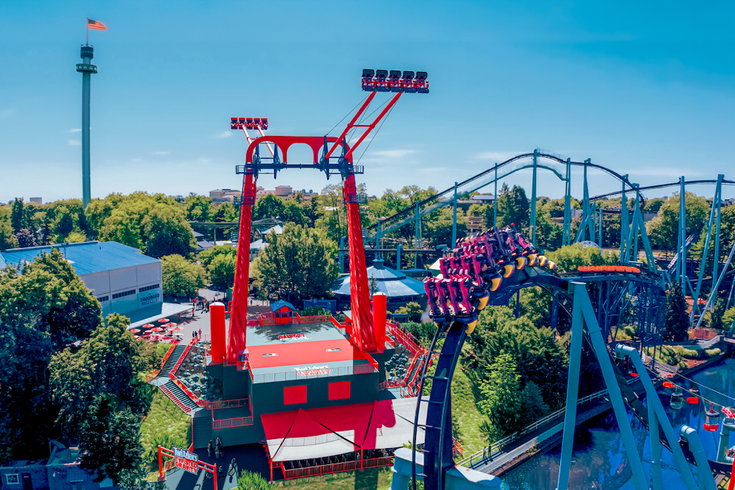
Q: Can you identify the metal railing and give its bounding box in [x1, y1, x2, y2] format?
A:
[282, 456, 392, 480]
[253, 363, 376, 384]
[456, 389, 610, 468]
[204, 397, 250, 410]
[387, 322, 427, 357]
[167, 338, 206, 408]
[212, 414, 254, 429]
[159, 383, 193, 415]
[146, 342, 178, 382]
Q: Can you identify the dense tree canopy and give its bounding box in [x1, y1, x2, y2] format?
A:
[646, 192, 710, 250]
[251, 224, 339, 300]
[161, 254, 206, 298]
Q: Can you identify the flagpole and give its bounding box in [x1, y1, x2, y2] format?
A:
[86, 18, 89, 44]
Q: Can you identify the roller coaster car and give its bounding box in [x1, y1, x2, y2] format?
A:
[416, 71, 429, 93]
[361, 69, 375, 91]
[375, 70, 389, 92]
[389, 70, 402, 92]
[402, 71, 416, 93]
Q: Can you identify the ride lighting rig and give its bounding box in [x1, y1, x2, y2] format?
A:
[226, 70, 429, 361]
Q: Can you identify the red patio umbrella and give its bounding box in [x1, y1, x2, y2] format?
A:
[142, 323, 154, 329]
[129, 328, 141, 333]
[150, 327, 164, 332]
[165, 322, 177, 327]
[158, 318, 170, 323]
[168, 326, 184, 331]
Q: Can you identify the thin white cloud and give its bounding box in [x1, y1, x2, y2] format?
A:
[68, 128, 81, 133]
[370, 149, 416, 159]
[214, 131, 233, 139]
[152, 151, 170, 155]
[68, 139, 81, 146]
[0, 109, 14, 118]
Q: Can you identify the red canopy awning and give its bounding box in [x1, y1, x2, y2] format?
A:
[261, 398, 425, 462]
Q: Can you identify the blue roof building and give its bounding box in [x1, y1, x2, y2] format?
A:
[331, 259, 426, 310]
[0, 241, 185, 324]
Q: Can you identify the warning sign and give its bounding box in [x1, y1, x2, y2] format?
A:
[173, 446, 199, 475]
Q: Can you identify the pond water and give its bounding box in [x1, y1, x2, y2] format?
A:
[498, 357, 735, 489]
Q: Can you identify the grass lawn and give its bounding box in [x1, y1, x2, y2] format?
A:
[140, 390, 191, 470]
[451, 364, 488, 456]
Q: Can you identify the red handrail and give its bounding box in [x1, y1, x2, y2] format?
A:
[146, 342, 178, 382]
[204, 397, 250, 410]
[282, 456, 393, 480]
[159, 384, 192, 414]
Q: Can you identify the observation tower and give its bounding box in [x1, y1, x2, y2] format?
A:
[76, 45, 97, 208]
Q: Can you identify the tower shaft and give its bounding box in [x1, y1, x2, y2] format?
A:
[76, 45, 97, 208]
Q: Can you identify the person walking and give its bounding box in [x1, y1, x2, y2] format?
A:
[199, 328, 202, 338]
[208, 440, 213, 458]
[215, 437, 223, 459]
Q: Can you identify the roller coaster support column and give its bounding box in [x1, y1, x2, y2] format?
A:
[695, 239, 735, 329]
[615, 344, 698, 490]
[415, 202, 421, 269]
[620, 176, 629, 261]
[562, 158, 571, 246]
[575, 159, 593, 243]
[531, 150, 538, 247]
[568, 284, 648, 490]
[680, 427, 717, 490]
[493, 165, 498, 229]
[452, 182, 458, 247]
[397, 244, 403, 270]
[691, 174, 724, 324]
[556, 284, 584, 490]
[678, 177, 686, 294]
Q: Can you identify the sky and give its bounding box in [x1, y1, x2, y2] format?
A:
[2, 1, 735, 205]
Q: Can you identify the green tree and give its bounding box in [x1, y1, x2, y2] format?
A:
[708, 298, 726, 331]
[663, 281, 689, 341]
[10, 198, 24, 233]
[209, 253, 236, 290]
[0, 249, 103, 460]
[253, 194, 286, 221]
[184, 194, 213, 222]
[394, 302, 424, 322]
[646, 192, 710, 250]
[544, 244, 618, 274]
[199, 245, 237, 269]
[478, 353, 524, 440]
[161, 255, 206, 298]
[0, 215, 19, 250]
[251, 224, 339, 300]
[496, 185, 529, 232]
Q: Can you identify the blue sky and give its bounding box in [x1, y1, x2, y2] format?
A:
[2, 1, 735, 205]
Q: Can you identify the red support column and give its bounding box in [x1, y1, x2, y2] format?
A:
[214, 464, 218, 490]
[158, 445, 163, 480]
[228, 171, 256, 363]
[728, 456, 735, 490]
[343, 175, 376, 352]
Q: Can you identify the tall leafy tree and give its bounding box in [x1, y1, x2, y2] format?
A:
[10, 198, 24, 233]
[161, 254, 206, 298]
[646, 191, 710, 250]
[251, 224, 339, 300]
[496, 185, 530, 231]
[663, 281, 689, 341]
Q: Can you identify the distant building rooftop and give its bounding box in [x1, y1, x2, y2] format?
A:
[0, 241, 160, 275]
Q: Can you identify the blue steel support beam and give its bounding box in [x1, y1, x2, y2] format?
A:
[598, 206, 603, 249]
[415, 202, 420, 269]
[396, 244, 403, 270]
[577, 285, 648, 490]
[493, 165, 498, 229]
[563, 158, 571, 246]
[586, 160, 594, 241]
[531, 149, 538, 247]
[691, 174, 723, 324]
[615, 345, 698, 490]
[695, 239, 735, 329]
[679, 177, 686, 294]
[452, 182, 457, 247]
[713, 176, 723, 290]
[555, 283, 584, 490]
[620, 176, 629, 261]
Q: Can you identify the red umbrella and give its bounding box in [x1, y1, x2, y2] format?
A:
[168, 326, 184, 332]
[165, 322, 177, 327]
[129, 328, 141, 333]
[158, 318, 170, 323]
[150, 327, 164, 332]
[142, 323, 154, 329]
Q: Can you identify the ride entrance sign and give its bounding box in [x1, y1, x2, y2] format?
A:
[173, 446, 199, 474]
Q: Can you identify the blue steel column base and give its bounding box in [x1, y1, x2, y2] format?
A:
[391, 449, 501, 490]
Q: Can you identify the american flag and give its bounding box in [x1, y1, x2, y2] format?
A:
[87, 18, 108, 31]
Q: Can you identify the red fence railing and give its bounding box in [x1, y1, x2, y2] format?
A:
[146, 342, 178, 382]
[281, 456, 393, 480]
[167, 338, 206, 407]
[160, 383, 193, 414]
[212, 413, 254, 429]
[387, 322, 426, 357]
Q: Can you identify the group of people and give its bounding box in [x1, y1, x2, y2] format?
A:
[207, 437, 224, 459]
[191, 328, 203, 340]
[193, 297, 211, 313]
